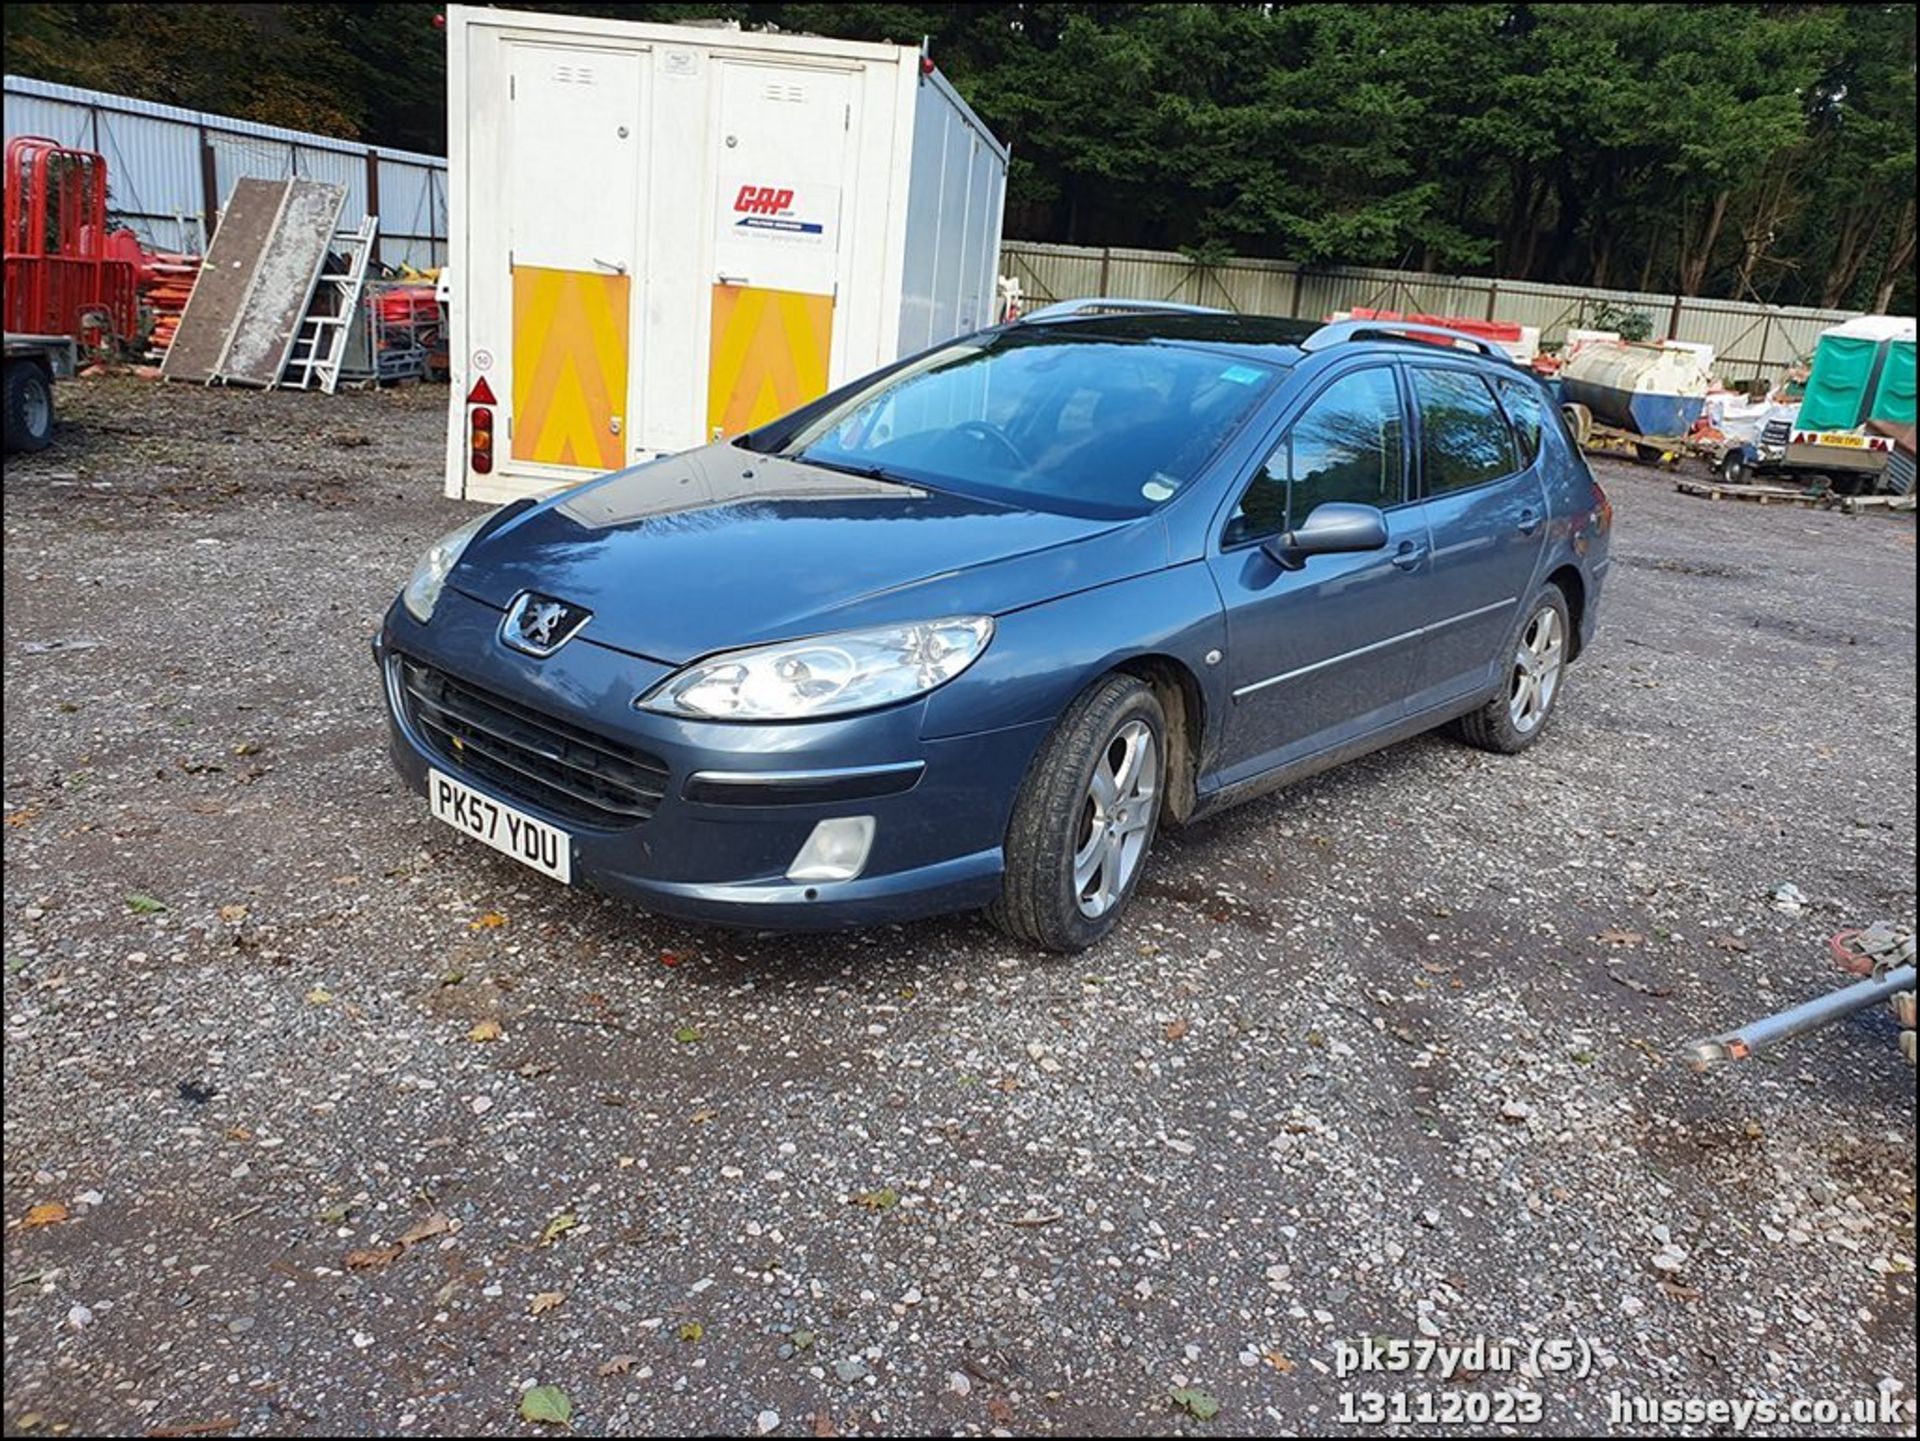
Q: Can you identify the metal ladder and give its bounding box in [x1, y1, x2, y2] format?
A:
[282, 213, 379, 393]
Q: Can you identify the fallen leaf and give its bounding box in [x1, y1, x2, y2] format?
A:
[1163, 1017, 1191, 1041]
[217, 904, 248, 923]
[689, 1108, 717, 1124]
[3, 809, 37, 828]
[306, 987, 334, 1005]
[471, 912, 507, 930]
[598, 1354, 640, 1377]
[530, 1290, 565, 1315]
[538, 1212, 579, 1246]
[1711, 934, 1751, 952]
[1264, 1350, 1295, 1373]
[126, 893, 167, 915]
[519, 1385, 572, 1427]
[985, 1398, 1015, 1427]
[20, 1202, 69, 1229]
[853, 1187, 900, 1212]
[678, 1321, 704, 1342]
[1659, 1278, 1704, 1302]
[659, 951, 682, 968]
[811, 1411, 838, 1439]
[1596, 928, 1644, 947]
[225, 1125, 253, 1142]
[1170, 1386, 1221, 1421]
[468, 1018, 503, 1043]
[398, 1212, 452, 1247]
[791, 1328, 816, 1350]
[344, 1245, 403, 1269]
[673, 1025, 703, 1044]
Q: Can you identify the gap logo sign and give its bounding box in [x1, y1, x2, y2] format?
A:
[732, 183, 824, 235]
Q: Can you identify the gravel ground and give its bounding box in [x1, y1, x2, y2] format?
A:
[4, 377, 1915, 1438]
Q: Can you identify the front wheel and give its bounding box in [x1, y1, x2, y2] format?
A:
[1453, 587, 1571, 754]
[989, 674, 1165, 952]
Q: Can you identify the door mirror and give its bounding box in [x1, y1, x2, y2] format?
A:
[1262, 502, 1390, 570]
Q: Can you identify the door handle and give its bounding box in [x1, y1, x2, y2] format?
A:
[1391, 542, 1427, 572]
[1517, 509, 1542, 536]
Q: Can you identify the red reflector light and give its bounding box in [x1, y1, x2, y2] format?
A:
[470, 406, 494, 474]
[466, 376, 497, 406]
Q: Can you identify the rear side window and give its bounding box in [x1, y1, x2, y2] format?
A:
[1497, 378, 1547, 465]
[1226, 368, 1404, 544]
[1413, 368, 1519, 495]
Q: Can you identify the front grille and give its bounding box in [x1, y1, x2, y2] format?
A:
[394, 655, 668, 828]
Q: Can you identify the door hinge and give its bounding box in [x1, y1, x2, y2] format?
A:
[844, 103, 851, 131]
[510, 75, 516, 100]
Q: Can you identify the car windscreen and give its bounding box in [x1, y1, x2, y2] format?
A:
[779, 330, 1284, 519]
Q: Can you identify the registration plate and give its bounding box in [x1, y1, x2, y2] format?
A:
[428, 769, 571, 883]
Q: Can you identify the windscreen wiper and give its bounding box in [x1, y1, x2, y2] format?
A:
[785, 454, 919, 487]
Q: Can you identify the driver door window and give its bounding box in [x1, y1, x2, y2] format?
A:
[1226, 368, 1405, 546]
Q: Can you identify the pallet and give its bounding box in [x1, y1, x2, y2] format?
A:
[1676, 479, 1916, 514]
[1676, 479, 1822, 506]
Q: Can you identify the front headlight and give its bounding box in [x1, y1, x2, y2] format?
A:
[401, 510, 496, 623]
[639, 616, 994, 720]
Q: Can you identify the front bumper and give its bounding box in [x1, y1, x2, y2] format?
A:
[374, 590, 1047, 930]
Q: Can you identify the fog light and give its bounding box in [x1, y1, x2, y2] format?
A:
[787, 816, 875, 883]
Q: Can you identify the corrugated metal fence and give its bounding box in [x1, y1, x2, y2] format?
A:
[4, 74, 447, 270]
[1002, 241, 1859, 383]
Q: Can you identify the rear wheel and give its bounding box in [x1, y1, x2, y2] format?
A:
[989, 674, 1165, 953]
[1714, 448, 1751, 487]
[4, 361, 55, 453]
[1453, 586, 1571, 754]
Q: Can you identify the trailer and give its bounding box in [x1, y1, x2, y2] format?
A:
[442, 5, 1010, 503]
[1704, 316, 1916, 493]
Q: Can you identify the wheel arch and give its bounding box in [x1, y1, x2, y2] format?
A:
[1111, 652, 1207, 825]
[1543, 563, 1586, 661]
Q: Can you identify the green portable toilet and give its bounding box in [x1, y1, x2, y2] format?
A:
[1869, 339, 1915, 426]
[1798, 316, 1916, 431]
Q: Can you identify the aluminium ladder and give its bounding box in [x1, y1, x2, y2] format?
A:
[282, 213, 379, 393]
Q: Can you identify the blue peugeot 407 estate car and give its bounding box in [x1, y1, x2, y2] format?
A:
[376, 303, 1611, 952]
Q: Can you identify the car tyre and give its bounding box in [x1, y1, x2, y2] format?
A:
[1453, 585, 1572, 755]
[4, 362, 55, 454]
[989, 673, 1165, 953]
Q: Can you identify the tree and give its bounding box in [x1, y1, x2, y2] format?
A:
[5, 2, 1913, 311]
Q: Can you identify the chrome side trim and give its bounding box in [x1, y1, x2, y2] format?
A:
[688, 761, 926, 788]
[683, 758, 927, 807]
[1232, 597, 1518, 700]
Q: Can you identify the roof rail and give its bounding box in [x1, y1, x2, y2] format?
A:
[1018, 297, 1227, 323]
[1301, 318, 1511, 361]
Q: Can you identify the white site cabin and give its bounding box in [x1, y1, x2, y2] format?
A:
[443, 5, 1010, 503]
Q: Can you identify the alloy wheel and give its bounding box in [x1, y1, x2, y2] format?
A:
[1072, 719, 1158, 918]
[1508, 604, 1565, 735]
